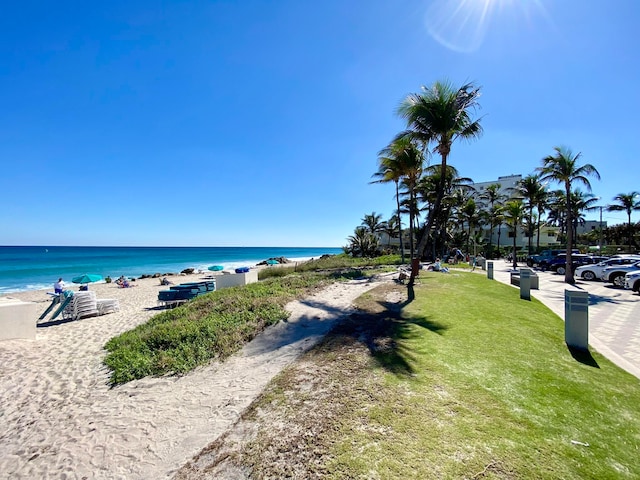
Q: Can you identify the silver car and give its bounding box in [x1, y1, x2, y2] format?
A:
[601, 261, 640, 287]
[575, 256, 640, 281]
[625, 271, 640, 292]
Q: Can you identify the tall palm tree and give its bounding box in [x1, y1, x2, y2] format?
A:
[461, 197, 479, 254]
[371, 151, 406, 261]
[538, 146, 600, 284]
[534, 185, 550, 251]
[607, 191, 640, 253]
[545, 189, 568, 243]
[396, 80, 483, 284]
[361, 212, 386, 235]
[346, 227, 379, 258]
[479, 183, 506, 258]
[383, 215, 399, 248]
[492, 204, 505, 256]
[417, 164, 473, 259]
[570, 190, 599, 242]
[515, 174, 546, 255]
[372, 138, 423, 261]
[503, 200, 526, 270]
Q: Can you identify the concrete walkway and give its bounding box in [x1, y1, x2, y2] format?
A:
[483, 261, 640, 380]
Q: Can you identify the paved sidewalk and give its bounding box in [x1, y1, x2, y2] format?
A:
[484, 261, 640, 380]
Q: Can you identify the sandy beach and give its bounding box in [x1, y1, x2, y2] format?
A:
[0, 271, 390, 479]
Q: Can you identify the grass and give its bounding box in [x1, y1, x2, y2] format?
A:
[103, 257, 399, 385]
[196, 271, 640, 479]
[103, 274, 330, 385]
[258, 253, 403, 279]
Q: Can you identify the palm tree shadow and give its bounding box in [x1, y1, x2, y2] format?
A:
[326, 296, 447, 377]
[567, 345, 600, 369]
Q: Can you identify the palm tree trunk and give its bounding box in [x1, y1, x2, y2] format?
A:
[410, 152, 449, 285]
[395, 181, 405, 262]
[528, 207, 534, 255]
[628, 213, 633, 254]
[512, 226, 518, 270]
[565, 183, 575, 284]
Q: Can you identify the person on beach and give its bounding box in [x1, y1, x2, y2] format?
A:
[54, 278, 65, 294]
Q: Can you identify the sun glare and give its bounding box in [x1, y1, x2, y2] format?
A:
[425, 0, 549, 53]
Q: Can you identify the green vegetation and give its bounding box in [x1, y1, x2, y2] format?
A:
[104, 255, 401, 385]
[220, 272, 640, 478]
[104, 275, 329, 385]
[258, 253, 403, 280]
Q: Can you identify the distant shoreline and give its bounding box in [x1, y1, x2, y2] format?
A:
[0, 246, 343, 294]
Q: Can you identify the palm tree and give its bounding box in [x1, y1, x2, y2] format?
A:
[503, 200, 526, 270]
[396, 80, 483, 284]
[533, 185, 550, 251]
[570, 190, 599, 242]
[461, 197, 479, 255]
[371, 152, 406, 261]
[361, 212, 386, 235]
[492, 204, 505, 257]
[416, 165, 474, 259]
[374, 137, 424, 261]
[538, 146, 600, 284]
[346, 227, 379, 258]
[545, 190, 568, 243]
[479, 183, 506, 258]
[607, 192, 640, 253]
[515, 174, 546, 255]
[382, 215, 399, 248]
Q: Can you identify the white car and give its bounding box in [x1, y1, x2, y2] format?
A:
[601, 261, 640, 287]
[575, 256, 640, 281]
[625, 271, 640, 292]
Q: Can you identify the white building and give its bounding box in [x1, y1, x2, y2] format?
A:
[471, 174, 560, 249]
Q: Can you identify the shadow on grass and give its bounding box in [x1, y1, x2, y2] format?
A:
[327, 298, 447, 377]
[567, 345, 600, 369]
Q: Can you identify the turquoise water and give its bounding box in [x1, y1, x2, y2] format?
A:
[0, 246, 343, 294]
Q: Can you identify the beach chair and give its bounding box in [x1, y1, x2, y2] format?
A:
[62, 291, 99, 320]
[96, 298, 120, 315]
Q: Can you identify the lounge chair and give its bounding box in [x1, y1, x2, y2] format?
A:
[63, 291, 99, 320]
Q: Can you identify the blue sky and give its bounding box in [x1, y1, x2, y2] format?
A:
[1, 0, 638, 247]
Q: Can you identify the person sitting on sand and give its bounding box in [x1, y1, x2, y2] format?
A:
[160, 277, 173, 286]
[54, 278, 66, 294]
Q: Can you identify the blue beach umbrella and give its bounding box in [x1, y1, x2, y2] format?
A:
[266, 259, 279, 265]
[71, 274, 103, 284]
[208, 265, 224, 272]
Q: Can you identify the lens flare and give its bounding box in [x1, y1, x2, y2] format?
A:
[425, 0, 549, 53]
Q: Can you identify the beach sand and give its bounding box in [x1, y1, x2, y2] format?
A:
[0, 271, 391, 479]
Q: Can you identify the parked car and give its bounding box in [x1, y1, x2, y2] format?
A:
[575, 256, 640, 281]
[601, 261, 640, 287]
[546, 254, 607, 275]
[625, 271, 640, 292]
[527, 249, 580, 267]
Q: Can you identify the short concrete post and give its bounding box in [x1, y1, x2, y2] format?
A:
[487, 261, 494, 280]
[519, 268, 531, 300]
[565, 290, 589, 350]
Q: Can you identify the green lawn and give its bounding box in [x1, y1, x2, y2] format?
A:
[220, 271, 640, 479]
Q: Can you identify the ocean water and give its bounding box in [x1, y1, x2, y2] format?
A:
[0, 246, 343, 294]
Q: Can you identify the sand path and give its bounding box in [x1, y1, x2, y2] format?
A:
[0, 274, 388, 479]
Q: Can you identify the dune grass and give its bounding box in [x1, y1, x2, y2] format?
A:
[220, 271, 640, 479]
[103, 257, 398, 385]
[258, 253, 403, 279]
[103, 274, 330, 385]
